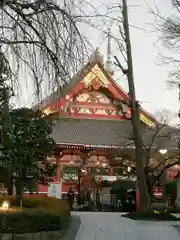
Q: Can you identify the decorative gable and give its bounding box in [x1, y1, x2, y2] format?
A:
[82, 64, 109, 88]
[57, 89, 129, 120]
[42, 62, 126, 112]
[41, 61, 156, 127]
[76, 92, 111, 104]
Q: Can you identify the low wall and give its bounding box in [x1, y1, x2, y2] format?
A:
[2, 230, 62, 240]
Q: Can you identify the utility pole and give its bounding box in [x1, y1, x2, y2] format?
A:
[121, 0, 150, 209]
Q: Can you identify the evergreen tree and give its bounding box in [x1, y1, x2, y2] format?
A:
[6, 108, 55, 206]
[0, 48, 14, 194]
[0, 47, 12, 164]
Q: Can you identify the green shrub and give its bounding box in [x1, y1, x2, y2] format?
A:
[0, 209, 60, 233]
[0, 196, 70, 228]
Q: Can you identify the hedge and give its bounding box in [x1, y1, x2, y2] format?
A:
[0, 209, 61, 233]
[0, 196, 70, 229]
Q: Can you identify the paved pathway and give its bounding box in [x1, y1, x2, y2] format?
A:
[61, 212, 180, 240]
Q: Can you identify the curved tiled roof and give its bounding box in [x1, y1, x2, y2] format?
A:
[51, 118, 179, 150]
[52, 118, 134, 147]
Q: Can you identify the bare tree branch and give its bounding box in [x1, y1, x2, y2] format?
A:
[148, 0, 180, 87]
[114, 55, 128, 75]
[0, 0, 91, 101]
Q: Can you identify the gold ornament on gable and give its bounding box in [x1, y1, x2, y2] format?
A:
[140, 113, 155, 127]
[83, 64, 109, 88]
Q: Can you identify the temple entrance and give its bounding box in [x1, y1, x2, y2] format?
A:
[61, 165, 136, 212]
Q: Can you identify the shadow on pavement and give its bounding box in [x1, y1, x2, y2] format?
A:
[173, 225, 180, 234]
[61, 215, 81, 240]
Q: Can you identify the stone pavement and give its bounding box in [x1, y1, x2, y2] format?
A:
[61, 212, 180, 240]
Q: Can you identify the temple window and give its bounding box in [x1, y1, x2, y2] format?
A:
[113, 167, 124, 176]
[62, 167, 78, 181]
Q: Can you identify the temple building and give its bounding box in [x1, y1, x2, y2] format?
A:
[30, 26, 180, 202]
[35, 48, 174, 198]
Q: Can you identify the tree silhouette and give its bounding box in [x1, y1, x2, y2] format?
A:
[0, 0, 88, 100]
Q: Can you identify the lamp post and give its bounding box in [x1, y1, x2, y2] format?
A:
[159, 149, 168, 208]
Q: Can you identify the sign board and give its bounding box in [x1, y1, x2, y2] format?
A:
[48, 182, 62, 199]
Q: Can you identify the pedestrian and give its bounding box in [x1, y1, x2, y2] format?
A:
[67, 187, 75, 210]
[96, 189, 101, 211]
[86, 188, 93, 211]
[80, 189, 85, 207]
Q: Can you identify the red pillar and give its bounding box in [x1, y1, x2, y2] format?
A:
[136, 181, 140, 210]
[108, 167, 113, 176]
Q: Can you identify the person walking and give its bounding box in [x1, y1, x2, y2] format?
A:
[67, 187, 75, 210]
[96, 189, 101, 211]
[80, 189, 85, 207]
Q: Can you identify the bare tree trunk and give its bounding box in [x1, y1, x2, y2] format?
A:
[144, 167, 153, 198]
[122, 0, 150, 210]
[16, 169, 24, 208]
[77, 168, 81, 206]
[7, 176, 13, 196]
[17, 179, 24, 208]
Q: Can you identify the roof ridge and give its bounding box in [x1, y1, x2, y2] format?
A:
[57, 116, 126, 122]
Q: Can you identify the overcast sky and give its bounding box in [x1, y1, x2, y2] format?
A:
[90, 0, 179, 121]
[123, 0, 178, 117]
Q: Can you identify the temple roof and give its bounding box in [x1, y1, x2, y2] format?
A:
[51, 118, 179, 150]
[52, 118, 134, 148]
[35, 53, 157, 126]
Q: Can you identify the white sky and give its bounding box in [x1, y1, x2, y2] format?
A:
[90, 0, 179, 121]
[125, 0, 178, 116]
[15, 0, 180, 123]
